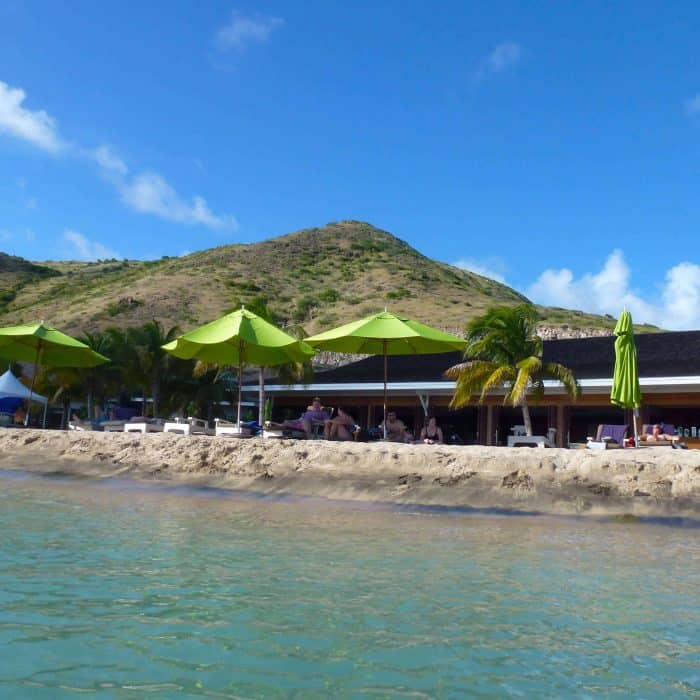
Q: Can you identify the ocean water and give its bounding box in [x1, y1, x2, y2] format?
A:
[0, 470, 699, 699]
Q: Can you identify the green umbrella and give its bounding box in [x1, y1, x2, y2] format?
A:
[610, 310, 642, 445]
[162, 307, 315, 427]
[0, 322, 110, 426]
[305, 310, 466, 438]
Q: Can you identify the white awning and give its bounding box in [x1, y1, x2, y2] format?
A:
[0, 370, 48, 405]
[250, 375, 700, 397]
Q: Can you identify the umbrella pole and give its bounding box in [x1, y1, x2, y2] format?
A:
[258, 366, 264, 427]
[237, 340, 243, 428]
[383, 340, 388, 440]
[633, 408, 640, 448]
[25, 341, 41, 427]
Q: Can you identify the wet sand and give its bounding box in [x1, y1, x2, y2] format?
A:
[1, 428, 699, 518]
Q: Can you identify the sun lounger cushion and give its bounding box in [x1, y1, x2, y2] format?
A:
[597, 424, 628, 444]
[114, 407, 140, 420]
[644, 423, 676, 436]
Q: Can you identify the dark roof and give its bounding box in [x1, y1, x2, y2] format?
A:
[543, 330, 700, 378]
[308, 330, 700, 384]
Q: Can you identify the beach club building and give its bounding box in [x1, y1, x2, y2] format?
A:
[260, 330, 700, 447]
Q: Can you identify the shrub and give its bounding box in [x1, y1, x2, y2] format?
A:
[294, 296, 318, 322]
[385, 288, 412, 300]
[318, 288, 341, 303]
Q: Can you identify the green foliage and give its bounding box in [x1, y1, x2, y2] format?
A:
[386, 287, 412, 300]
[0, 221, 637, 339]
[294, 296, 318, 322]
[106, 298, 143, 317]
[318, 288, 341, 303]
[446, 304, 580, 435]
[0, 289, 16, 305]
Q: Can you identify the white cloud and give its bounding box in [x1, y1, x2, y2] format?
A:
[474, 42, 522, 81]
[63, 230, 119, 261]
[0, 80, 65, 153]
[661, 262, 700, 329]
[454, 257, 507, 283]
[119, 171, 238, 231]
[215, 10, 284, 53]
[684, 94, 700, 117]
[0, 81, 238, 232]
[92, 144, 128, 176]
[526, 249, 700, 330]
[90, 144, 237, 231]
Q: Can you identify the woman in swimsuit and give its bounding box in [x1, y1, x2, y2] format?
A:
[420, 416, 443, 445]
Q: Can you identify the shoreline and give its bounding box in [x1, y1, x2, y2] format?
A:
[1, 429, 700, 518]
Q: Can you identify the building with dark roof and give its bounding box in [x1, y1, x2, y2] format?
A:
[257, 331, 700, 446]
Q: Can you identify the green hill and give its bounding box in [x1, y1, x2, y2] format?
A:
[0, 221, 655, 336]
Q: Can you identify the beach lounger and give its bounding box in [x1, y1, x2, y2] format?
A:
[124, 418, 165, 434]
[214, 418, 253, 438]
[101, 420, 127, 432]
[68, 419, 98, 431]
[587, 424, 628, 449]
[163, 416, 213, 436]
[507, 426, 556, 448]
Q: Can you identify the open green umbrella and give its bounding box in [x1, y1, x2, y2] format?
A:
[610, 310, 642, 445]
[162, 307, 315, 427]
[0, 322, 110, 426]
[305, 311, 466, 438]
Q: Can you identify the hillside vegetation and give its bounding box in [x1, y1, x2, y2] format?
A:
[0, 221, 655, 336]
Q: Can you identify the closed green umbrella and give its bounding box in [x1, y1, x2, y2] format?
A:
[610, 310, 642, 445]
[305, 311, 466, 438]
[0, 322, 110, 426]
[162, 307, 315, 427]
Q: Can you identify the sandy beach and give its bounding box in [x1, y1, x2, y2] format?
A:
[1, 428, 699, 518]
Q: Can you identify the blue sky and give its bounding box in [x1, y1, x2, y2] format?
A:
[1, 1, 700, 328]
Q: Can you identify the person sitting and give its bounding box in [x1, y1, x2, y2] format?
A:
[268, 397, 330, 437]
[639, 423, 678, 443]
[69, 412, 96, 430]
[419, 416, 443, 445]
[13, 403, 27, 426]
[324, 407, 357, 441]
[380, 411, 412, 443]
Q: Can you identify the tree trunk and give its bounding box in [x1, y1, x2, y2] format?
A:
[152, 379, 160, 419]
[62, 395, 70, 430]
[521, 403, 533, 436]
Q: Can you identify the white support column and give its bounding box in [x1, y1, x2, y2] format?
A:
[417, 393, 430, 416]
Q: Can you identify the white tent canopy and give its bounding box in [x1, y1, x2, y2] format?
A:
[0, 370, 47, 405]
[0, 369, 49, 427]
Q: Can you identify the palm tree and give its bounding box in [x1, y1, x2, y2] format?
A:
[445, 304, 579, 436]
[106, 321, 181, 417]
[76, 330, 116, 419]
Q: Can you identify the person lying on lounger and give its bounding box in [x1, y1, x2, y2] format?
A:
[638, 424, 678, 442]
[324, 407, 356, 441]
[267, 397, 330, 437]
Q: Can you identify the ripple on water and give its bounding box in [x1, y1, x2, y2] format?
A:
[0, 471, 699, 698]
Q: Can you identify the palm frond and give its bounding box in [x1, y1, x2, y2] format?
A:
[544, 362, 581, 399]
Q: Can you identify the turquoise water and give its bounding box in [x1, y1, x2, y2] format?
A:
[1, 470, 699, 699]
